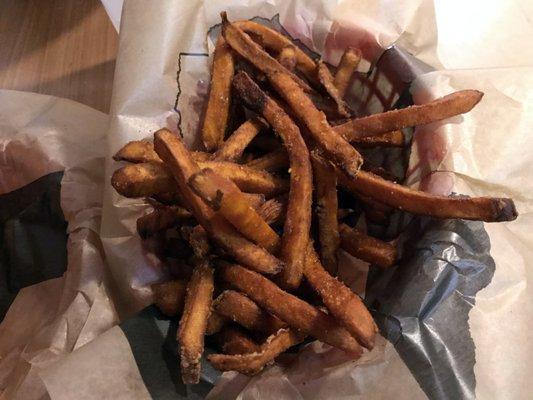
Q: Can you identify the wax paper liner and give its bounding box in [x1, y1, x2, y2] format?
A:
[1, 0, 532, 399]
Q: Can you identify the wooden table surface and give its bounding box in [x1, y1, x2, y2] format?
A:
[0, 0, 118, 113]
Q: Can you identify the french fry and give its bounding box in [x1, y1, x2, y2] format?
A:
[177, 261, 214, 384]
[111, 160, 288, 199]
[213, 117, 268, 161]
[206, 311, 227, 335]
[277, 45, 297, 71]
[189, 168, 281, 253]
[111, 162, 174, 198]
[113, 140, 160, 163]
[213, 290, 286, 334]
[303, 245, 378, 349]
[311, 154, 340, 274]
[333, 47, 361, 99]
[221, 15, 363, 177]
[152, 279, 188, 316]
[209, 328, 305, 375]
[216, 326, 262, 355]
[181, 225, 211, 260]
[199, 160, 289, 198]
[353, 130, 404, 148]
[333, 90, 484, 141]
[202, 36, 235, 151]
[317, 60, 351, 117]
[245, 148, 289, 172]
[338, 169, 517, 222]
[257, 195, 287, 226]
[221, 15, 313, 93]
[136, 206, 192, 238]
[234, 20, 318, 84]
[154, 129, 284, 274]
[219, 262, 363, 355]
[232, 71, 313, 289]
[339, 223, 397, 269]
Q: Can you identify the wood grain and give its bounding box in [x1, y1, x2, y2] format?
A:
[0, 0, 118, 113]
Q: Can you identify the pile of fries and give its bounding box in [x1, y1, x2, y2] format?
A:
[111, 13, 517, 384]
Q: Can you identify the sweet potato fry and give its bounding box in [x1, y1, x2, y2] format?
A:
[277, 45, 297, 71]
[221, 16, 363, 177]
[265, 71, 363, 177]
[222, 15, 312, 92]
[113, 140, 161, 163]
[311, 154, 340, 274]
[339, 223, 397, 268]
[202, 35, 235, 151]
[219, 262, 363, 355]
[198, 160, 289, 198]
[213, 290, 286, 334]
[111, 162, 175, 198]
[112, 161, 288, 199]
[257, 196, 287, 226]
[234, 20, 318, 84]
[303, 246, 378, 349]
[181, 225, 211, 260]
[137, 206, 192, 238]
[206, 311, 227, 335]
[353, 130, 404, 148]
[189, 168, 281, 253]
[232, 71, 313, 289]
[317, 60, 351, 117]
[154, 129, 284, 274]
[333, 47, 361, 99]
[209, 328, 305, 375]
[213, 117, 268, 161]
[177, 261, 214, 384]
[152, 279, 188, 316]
[334, 90, 484, 141]
[216, 326, 261, 355]
[245, 148, 289, 172]
[338, 169, 517, 222]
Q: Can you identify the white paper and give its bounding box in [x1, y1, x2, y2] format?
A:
[1, 0, 532, 398]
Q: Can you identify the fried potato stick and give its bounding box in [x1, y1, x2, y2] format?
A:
[213, 117, 268, 161]
[257, 196, 287, 226]
[113, 140, 161, 163]
[111, 162, 175, 198]
[277, 45, 297, 71]
[213, 290, 286, 334]
[338, 169, 517, 222]
[202, 36, 235, 151]
[334, 90, 484, 141]
[137, 206, 192, 238]
[152, 279, 188, 316]
[198, 160, 289, 198]
[113, 140, 210, 164]
[219, 263, 363, 355]
[154, 129, 284, 274]
[216, 326, 262, 355]
[234, 20, 318, 84]
[221, 17, 363, 177]
[206, 311, 227, 335]
[189, 168, 281, 253]
[311, 154, 340, 275]
[177, 261, 214, 384]
[112, 161, 288, 198]
[334, 47, 361, 98]
[304, 245, 378, 349]
[209, 328, 305, 375]
[232, 71, 313, 289]
[339, 223, 397, 269]
[245, 148, 289, 172]
[317, 61, 351, 117]
[353, 129, 404, 148]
